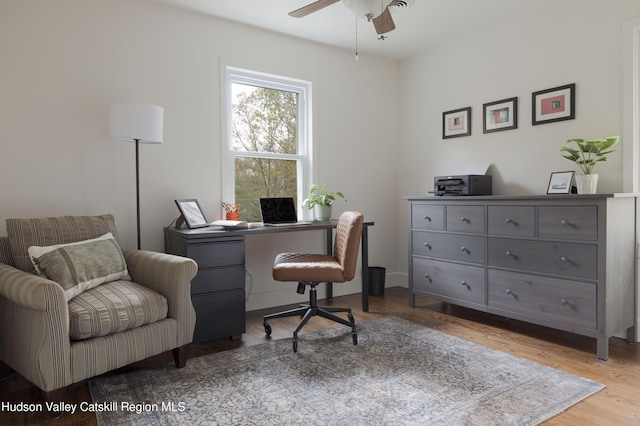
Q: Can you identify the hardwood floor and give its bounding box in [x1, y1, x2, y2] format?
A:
[1, 286, 639, 425]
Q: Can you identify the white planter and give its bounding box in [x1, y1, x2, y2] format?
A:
[575, 174, 598, 194]
[313, 204, 332, 221]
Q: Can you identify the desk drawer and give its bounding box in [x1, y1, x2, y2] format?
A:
[192, 289, 245, 343]
[538, 206, 597, 241]
[488, 269, 596, 329]
[488, 237, 597, 280]
[412, 231, 485, 264]
[413, 257, 485, 305]
[488, 206, 535, 237]
[192, 265, 245, 294]
[412, 204, 445, 230]
[187, 240, 245, 268]
[446, 205, 485, 233]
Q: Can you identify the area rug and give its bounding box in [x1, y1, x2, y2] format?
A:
[89, 316, 603, 425]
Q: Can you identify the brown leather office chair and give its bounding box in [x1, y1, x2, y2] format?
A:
[263, 211, 364, 352]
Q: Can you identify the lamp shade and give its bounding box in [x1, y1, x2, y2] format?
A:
[110, 103, 163, 143]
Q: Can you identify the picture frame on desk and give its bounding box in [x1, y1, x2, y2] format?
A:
[442, 107, 471, 139]
[547, 171, 574, 194]
[483, 97, 517, 133]
[175, 198, 209, 228]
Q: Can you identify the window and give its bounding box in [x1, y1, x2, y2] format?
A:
[225, 67, 312, 222]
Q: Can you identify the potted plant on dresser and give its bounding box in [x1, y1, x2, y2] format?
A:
[303, 184, 346, 221]
[560, 136, 619, 194]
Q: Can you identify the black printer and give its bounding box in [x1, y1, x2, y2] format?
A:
[432, 175, 492, 196]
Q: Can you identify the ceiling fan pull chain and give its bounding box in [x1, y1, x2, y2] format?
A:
[354, 16, 359, 61]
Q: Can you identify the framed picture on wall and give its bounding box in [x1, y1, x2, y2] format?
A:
[532, 83, 576, 125]
[483, 97, 518, 133]
[442, 107, 471, 139]
[546, 171, 574, 194]
[175, 199, 209, 228]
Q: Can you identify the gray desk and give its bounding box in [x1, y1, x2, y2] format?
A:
[165, 220, 374, 343]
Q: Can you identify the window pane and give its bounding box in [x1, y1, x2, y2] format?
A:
[234, 156, 298, 222]
[231, 83, 298, 154]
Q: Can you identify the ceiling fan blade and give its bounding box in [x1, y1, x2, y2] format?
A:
[372, 7, 396, 34]
[289, 0, 341, 18]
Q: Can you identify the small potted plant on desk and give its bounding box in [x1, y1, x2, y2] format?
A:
[303, 184, 346, 221]
[560, 136, 619, 194]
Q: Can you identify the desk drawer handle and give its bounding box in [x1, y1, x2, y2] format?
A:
[461, 280, 469, 288]
[460, 246, 468, 253]
[506, 288, 514, 296]
[424, 215, 432, 221]
[505, 218, 518, 225]
[560, 219, 574, 227]
[424, 274, 431, 282]
[560, 256, 569, 263]
[424, 242, 431, 249]
[460, 216, 469, 223]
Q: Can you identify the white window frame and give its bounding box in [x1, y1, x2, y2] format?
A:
[222, 66, 313, 219]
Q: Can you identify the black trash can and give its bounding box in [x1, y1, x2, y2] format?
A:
[369, 266, 386, 296]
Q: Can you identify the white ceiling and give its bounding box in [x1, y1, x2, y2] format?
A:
[153, 0, 541, 60]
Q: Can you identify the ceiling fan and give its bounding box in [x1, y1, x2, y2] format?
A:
[289, 0, 409, 35]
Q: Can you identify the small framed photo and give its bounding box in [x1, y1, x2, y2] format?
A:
[547, 171, 574, 194]
[483, 97, 517, 133]
[532, 83, 575, 125]
[443, 107, 471, 139]
[175, 199, 209, 228]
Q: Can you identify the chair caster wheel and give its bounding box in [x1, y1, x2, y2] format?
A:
[293, 337, 298, 353]
[352, 330, 358, 345]
[263, 320, 272, 336]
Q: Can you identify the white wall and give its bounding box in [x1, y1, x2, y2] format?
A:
[396, 0, 640, 274]
[0, 0, 400, 310]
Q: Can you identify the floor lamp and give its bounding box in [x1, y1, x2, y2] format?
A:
[110, 103, 163, 249]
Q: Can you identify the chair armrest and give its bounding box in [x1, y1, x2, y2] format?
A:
[0, 263, 63, 311]
[0, 263, 72, 391]
[122, 250, 197, 345]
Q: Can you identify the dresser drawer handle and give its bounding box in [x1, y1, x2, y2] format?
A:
[460, 216, 469, 223]
[424, 274, 431, 282]
[424, 215, 431, 221]
[560, 256, 569, 263]
[461, 280, 470, 288]
[505, 218, 518, 225]
[460, 246, 468, 253]
[560, 298, 574, 308]
[424, 242, 431, 249]
[505, 288, 515, 297]
[560, 219, 574, 227]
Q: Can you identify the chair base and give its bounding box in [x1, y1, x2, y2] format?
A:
[263, 283, 357, 352]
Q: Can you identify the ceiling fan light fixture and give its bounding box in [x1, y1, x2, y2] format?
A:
[343, 0, 392, 20]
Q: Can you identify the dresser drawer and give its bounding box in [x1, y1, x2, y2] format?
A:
[413, 257, 485, 305]
[411, 204, 445, 230]
[192, 265, 245, 295]
[488, 269, 596, 329]
[538, 206, 597, 241]
[412, 231, 485, 264]
[487, 237, 597, 280]
[446, 205, 485, 233]
[487, 206, 535, 237]
[187, 240, 245, 268]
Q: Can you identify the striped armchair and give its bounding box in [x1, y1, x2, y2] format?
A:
[0, 215, 197, 403]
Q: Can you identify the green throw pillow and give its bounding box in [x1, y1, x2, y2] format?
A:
[28, 232, 130, 301]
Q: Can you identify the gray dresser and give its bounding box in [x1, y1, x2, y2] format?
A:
[406, 194, 637, 360]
